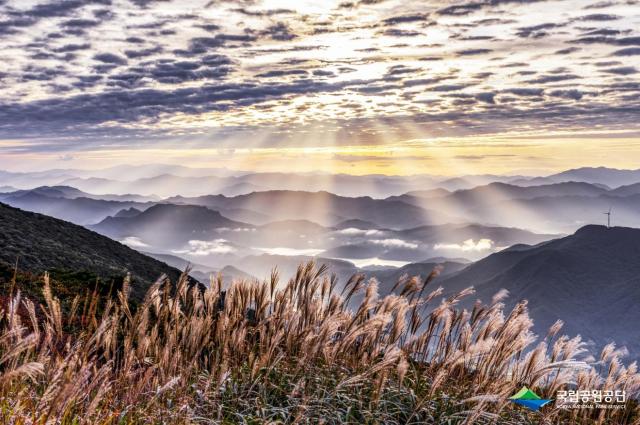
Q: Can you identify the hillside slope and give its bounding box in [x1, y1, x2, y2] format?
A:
[439, 225, 640, 358]
[0, 202, 187, 300]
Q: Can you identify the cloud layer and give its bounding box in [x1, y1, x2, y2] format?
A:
[0, 0, 638, 156]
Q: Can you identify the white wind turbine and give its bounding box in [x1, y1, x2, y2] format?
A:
[604, 207, 612, 228]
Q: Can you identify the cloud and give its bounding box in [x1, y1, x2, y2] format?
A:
[431, 84, 472, 92]
[582, 29, 624, 37]
[577, 13, 620, 21]
[256, 247, 324, 256]
[548, 89, 584, 100]
[173, 239, 236, 255]
[602, 66, 637, 75]
[454, 154, 515, 160]
[476, 92, 497, 104]
[338, 0, 392, 9]
[611, 36, 640, 46]
[255, 69, 308, 78]
[125, 36, 145, 44]
[506, 88, 544, 97]
[312, 69, 336, 77]
[525, 74, 580, 84]
[370, 239, 418, 249]
[612, 47, 640, 56]
[573, 35, 640, 46]
[232, 8, 295, 16]
[382, 13, 430, 25]
[53, 43, 91, 53]
[62, 18, 101, 28]
[124, 46, 163, 59]
[129, 0, 173, 7]
[93, 53, 128, 65]
[456, 48, 493, 56]
[217, 227, 254, 232]
[515, 22, 564, 38]
[402, 77, 452, 87]
[583, 1, 617, 9]
[385, 65, 421, 78]
[419, 56, 444, 61]
[434, 238, 494, 252]
[337, 228, 383, 236]
[0, 77, 376, 137]
[26, 0, 111, 18]
[381, 28, 423, 37]
[120, 236, 149, 248]
[118, 57, 235, 85]
[176, 33, 257, 56]
[555, 47, 581, 54]
[438, 3, 484, 16]
[260, 22, 297, 41]
[0, 0, 111, 35]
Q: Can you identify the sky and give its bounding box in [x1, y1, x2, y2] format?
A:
[0, 0, 639, 175]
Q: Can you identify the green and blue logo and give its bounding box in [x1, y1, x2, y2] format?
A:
[509, 386, 552, 411]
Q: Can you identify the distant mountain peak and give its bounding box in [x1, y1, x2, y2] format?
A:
[573, 224, 636, 237]
[114, 207, 142, 218]
[149, 203, 220, 213]
[574, 224, 609, 233]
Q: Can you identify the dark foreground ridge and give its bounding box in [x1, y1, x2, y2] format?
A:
[0, 201, 187, 301]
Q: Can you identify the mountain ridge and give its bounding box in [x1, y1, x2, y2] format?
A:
[439, 224, 640, 359]
[0, 202, 189, 301]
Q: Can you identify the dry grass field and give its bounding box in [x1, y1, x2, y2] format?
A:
[0, 262, 638, 424]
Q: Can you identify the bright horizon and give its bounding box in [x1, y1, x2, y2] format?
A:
[4, 134, 640, 176]
[3, 152, 640, 177]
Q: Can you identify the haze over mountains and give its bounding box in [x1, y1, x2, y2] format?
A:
[2, 164, 639, 359]
[4, 165, 640, 197]
[2, 165, 638, 271]
[90, 201, 552, 268]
